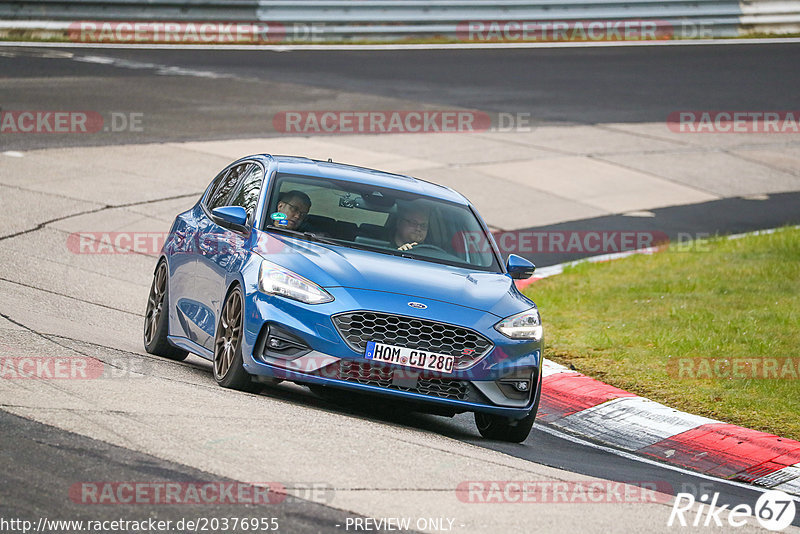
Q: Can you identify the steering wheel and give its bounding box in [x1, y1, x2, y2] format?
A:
[407, 243, 446, 253]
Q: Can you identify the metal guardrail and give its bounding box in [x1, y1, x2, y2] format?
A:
[257, 0, 746, 38]
[1, 0, 798, 40]
[0, 1, 260, 21]
[255, 0, 742, 22]
[740, 0, 800, 33]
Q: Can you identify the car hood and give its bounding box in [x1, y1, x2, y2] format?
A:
[253, 231, 534, 317]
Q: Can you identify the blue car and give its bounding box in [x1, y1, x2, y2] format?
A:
[144, 155, 543, 442]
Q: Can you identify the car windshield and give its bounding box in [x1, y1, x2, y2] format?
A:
[262, 172, 500, 272]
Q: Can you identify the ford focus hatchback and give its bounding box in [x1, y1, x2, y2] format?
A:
[144, 155, 543, 442]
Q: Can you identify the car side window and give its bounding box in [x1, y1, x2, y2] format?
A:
[206, 163, 250, 212]
[203, 168, 228, 205]
[226, 164, 263, 225]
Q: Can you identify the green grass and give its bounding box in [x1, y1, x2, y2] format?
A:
[524, 227, 800, 441]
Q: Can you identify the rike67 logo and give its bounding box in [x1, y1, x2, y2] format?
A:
[668, 490, 796, 531]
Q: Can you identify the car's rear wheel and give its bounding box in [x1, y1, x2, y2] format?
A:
[213, 286, 260, 392]
[143, 261, 189, 361]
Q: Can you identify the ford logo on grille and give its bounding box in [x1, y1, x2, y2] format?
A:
[407, 302, 427, 309]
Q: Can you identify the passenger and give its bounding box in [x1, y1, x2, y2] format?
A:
[273, 190, 311, 230]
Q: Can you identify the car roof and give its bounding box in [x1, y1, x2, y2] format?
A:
[246, 154, 470, 206]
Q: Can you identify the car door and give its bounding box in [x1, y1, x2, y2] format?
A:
[195, 162, 264, 351]
[170, 167, 234, 344]
[166, 206, 201, 341]
[174, 164, 244, 346]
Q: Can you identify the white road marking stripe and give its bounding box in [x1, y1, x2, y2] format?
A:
[519, 225, 800, 288]
[758, 465, 800, 492]
[536, 423, 800, 500]
[541, 359, 577, 377]
[553, 396, 719, 451]
[774, 476, 800, 495]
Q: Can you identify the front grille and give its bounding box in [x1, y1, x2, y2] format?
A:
[338, 360, 469, 401]
[332, 311, 492, 370]
[339, 359, 392, 387]
[415, 377, 469, 400]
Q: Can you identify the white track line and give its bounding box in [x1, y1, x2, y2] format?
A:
[536, 423, 800, 503]
[1, 38, 800, 51]
[524, 225, 800, 285]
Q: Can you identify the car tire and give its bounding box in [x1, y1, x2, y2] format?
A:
[308, 384, 358, 404]
[213, 286, 260, 393]
[474, 372, 542, 443]
[475, 411, 536, 443]
[143, 260, 189, 361]
[307, 384, 330, 397]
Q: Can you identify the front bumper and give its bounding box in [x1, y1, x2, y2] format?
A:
[240, 287, 542, 418]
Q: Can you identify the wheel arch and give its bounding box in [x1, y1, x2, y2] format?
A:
[223, 277, 244, 303]
[154, 254, 169, 273]
[215, 277, 245, 337]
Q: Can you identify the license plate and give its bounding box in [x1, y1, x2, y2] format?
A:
[365, 341, 454, 374]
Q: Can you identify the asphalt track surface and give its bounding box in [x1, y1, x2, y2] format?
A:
[1, 42, 800, 150]
[1, 378, 785, 528]
[1, 42, 799, 532]
[2, 41, 798, 256]
[0, 410, 366, 534]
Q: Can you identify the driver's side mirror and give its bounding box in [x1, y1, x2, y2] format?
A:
[211, 206, 248, 229]
[506, 254, 535, 280]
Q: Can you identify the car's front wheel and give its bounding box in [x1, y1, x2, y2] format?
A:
[143, 261, 188, 361]
[475, 410, 536, 443]
[213, 286, 260, 393]
[475, 372, 541, 443]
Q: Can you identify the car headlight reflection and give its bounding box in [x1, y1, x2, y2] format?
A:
[494, 308, 543, 341]
[258, 261, 333, 304]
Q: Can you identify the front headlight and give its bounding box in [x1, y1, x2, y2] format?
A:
[494, 308, 543, 340]
[258, 261, 333, 304]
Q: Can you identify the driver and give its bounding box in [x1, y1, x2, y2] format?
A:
[393, 206, 429, 251]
